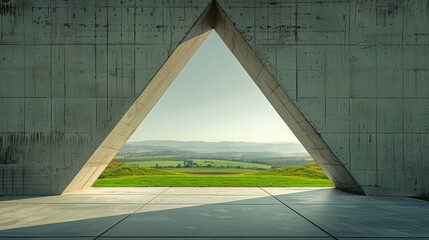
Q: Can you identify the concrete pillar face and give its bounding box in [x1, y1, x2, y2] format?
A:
[1, 0, 428, 196]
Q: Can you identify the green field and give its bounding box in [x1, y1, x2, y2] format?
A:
[116, 155, 178, 161]
[124, 159, 271, 169]
[94, 175, 331, 187]
[93, 161, 333, 187]
[125, 160, 186, 168]
[166, 167, 256, 174]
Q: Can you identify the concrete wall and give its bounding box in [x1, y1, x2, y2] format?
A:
[217, 0, 429, 196]
[0, 0, 211, 195]
[0, 0, 428, 196]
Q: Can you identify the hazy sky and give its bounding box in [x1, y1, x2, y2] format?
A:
[128, 31, 299, 143]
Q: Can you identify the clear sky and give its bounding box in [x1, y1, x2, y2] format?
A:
[128, 31, 299, 143]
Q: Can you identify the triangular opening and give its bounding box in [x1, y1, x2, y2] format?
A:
[130, 32, 301, 144]
[64, 2, 363, 194]
[94, 31, 331, 187]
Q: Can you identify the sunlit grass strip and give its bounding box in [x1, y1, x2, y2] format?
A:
[94, 161, 332, 187]
[93, 175, 333, 187]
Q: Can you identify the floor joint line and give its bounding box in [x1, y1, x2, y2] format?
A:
[93, 187, 171, 240]
[259, 187, 338, 240]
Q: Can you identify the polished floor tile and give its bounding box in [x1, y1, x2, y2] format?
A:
[104, 204, 329, 238]
[0, 187, 427, 239]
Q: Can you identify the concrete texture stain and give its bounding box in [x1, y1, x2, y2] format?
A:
[0, 2, 16, 16]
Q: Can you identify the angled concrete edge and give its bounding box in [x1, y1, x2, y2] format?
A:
[213, 2, 365, 195]
[62, 2, 215, 194]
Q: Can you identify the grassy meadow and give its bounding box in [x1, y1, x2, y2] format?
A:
[123, 159, 271, 169]
[93, 158, 333, 187]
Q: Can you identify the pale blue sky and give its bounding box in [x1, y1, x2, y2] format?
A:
[128, 31, 299, 143]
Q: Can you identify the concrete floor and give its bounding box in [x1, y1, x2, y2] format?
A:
[0, 187, 428, 239]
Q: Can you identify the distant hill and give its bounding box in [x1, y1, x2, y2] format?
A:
[122, 140, 309, 156]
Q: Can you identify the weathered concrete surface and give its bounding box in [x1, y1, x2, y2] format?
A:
[216, 0, 429, 196]
[0, 187, 429, 238]
[0, 0, 212, 195]
[1, 0, 429, 196]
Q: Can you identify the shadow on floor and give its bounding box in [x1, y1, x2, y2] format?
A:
[0, 188, 428, 239]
